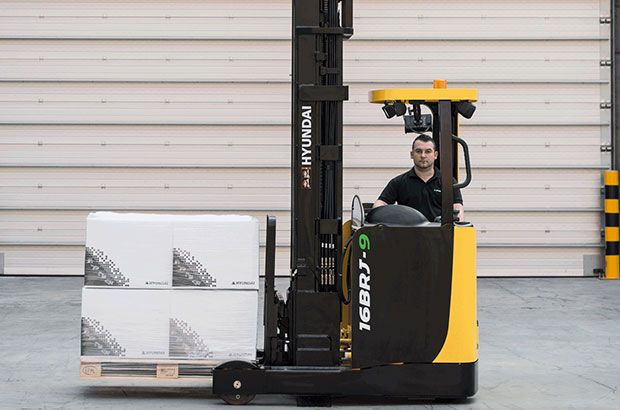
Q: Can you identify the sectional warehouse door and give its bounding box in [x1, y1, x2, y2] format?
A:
[0, 0, 611, 276]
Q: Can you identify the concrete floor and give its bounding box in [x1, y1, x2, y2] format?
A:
[0, 277, 619, 409]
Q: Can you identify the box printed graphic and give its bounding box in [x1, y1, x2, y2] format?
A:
[81, 288, 169, 359]
[81, 288, 259, 362]
[171, 216, 259, 289]
[169, 290, 258, 360]
[84, 213, 259, 290]
[84, 215, 172, 288]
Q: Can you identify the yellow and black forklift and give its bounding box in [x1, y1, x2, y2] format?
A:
[213, 0, 478, 405]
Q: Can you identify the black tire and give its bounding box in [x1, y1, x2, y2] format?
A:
[220, 393, 256, 405]
[215, 361, 259, 405]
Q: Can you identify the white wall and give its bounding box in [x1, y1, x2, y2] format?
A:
[0, 0, 610, 276]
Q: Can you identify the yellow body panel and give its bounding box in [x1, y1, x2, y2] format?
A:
[433, 226, 478, 363]
[369, 88, 478, 104]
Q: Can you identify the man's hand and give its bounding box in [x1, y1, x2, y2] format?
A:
[373, 199, 388, 208]
[453, 203, 464, 221]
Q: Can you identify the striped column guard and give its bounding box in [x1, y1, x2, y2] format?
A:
[604, 170, 620, 279]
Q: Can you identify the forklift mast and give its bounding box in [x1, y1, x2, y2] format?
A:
[287, 0, 353, 366]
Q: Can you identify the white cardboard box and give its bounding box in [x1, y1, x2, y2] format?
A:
[84, 214, 173, 288]
[172, 215, 259, 289]
[169, 290, 258, 361]
[81, 288, 259, 362]
[84, 212, 259, 290]
[81, 288, 169, 359]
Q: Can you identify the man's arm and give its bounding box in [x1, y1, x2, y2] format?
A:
[453, 202, 464, 221]
[374, 177, 398, 208]
[373, 199, 388, 208]
[453, 182, 464, 221]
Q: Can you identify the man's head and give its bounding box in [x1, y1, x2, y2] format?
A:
[410, 134, 438, 171]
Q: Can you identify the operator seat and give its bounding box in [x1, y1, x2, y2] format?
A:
[365, 204, 429, 226]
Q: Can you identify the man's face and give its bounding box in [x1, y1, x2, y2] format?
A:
[410, 140, 438, 170]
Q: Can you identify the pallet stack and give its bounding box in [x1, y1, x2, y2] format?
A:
[79, 212, 259, 379]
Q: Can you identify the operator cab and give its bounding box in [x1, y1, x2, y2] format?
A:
[340, 80, 479, 372]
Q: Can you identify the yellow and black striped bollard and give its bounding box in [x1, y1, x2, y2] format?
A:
[604, 170, 620, 279]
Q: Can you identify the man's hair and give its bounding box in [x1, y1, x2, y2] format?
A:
[412, 134, 437, 151]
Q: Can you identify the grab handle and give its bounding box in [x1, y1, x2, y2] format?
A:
[453, 135, 472, 189]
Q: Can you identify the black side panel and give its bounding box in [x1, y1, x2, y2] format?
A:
[294, 292, 341, 366]
[351, 225, 454, 368]
[213, 361, 477, 398]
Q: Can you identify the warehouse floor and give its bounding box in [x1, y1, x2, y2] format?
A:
[0, 277, 618, 409]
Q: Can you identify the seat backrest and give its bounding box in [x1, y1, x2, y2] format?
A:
[365, 204, 429, 226]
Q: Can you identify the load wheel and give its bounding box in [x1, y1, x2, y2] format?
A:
[220, 393, 256, 405]
[216, 360, 258, 405]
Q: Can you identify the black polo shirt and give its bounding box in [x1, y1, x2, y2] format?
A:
[378, 167, 463, 222]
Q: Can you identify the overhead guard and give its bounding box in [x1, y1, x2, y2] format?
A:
[369, 86, 478, 104]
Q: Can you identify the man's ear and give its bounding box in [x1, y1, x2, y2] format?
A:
[410, 151, 415, 159]
[433, 150, 438, 159]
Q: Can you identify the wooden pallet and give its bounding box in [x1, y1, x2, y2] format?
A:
[80, 360, 217, 380]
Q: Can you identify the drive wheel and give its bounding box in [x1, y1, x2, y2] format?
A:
[220, 393, 256, 405]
